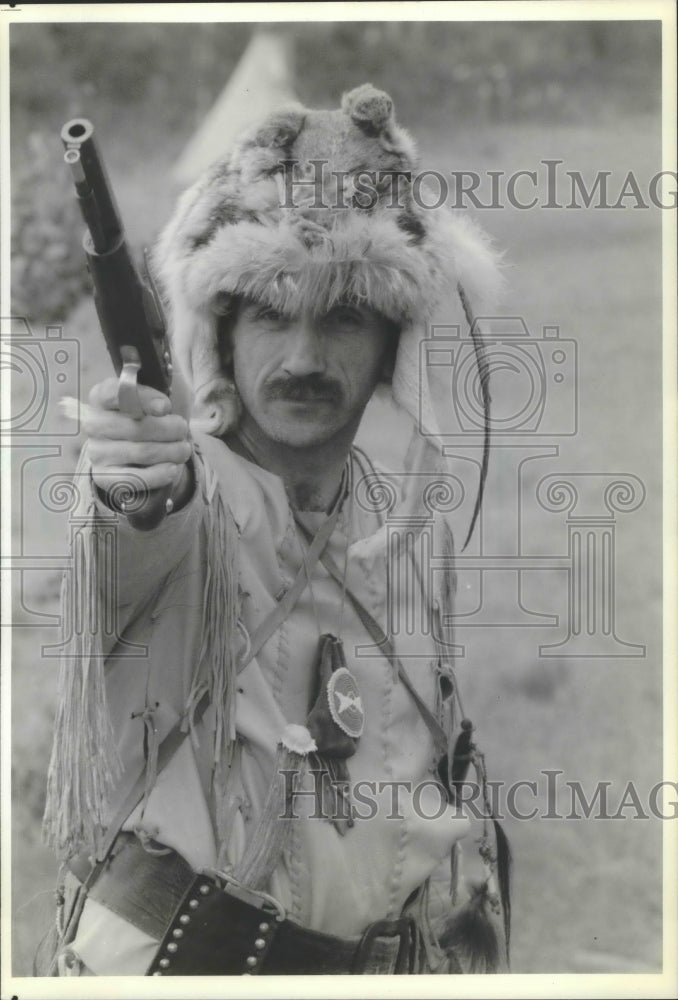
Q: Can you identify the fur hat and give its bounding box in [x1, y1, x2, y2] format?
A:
[153, 83, 502, 446]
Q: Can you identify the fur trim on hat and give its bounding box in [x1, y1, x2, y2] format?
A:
[153, 84, 503, 436]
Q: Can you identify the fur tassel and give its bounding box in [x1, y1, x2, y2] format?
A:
[234, 724, 317, 890]
[189, 448, 241, 858]
[232, 745, 298, 890]
[438, 881, 502, 973]
[42, 508, 122, 860]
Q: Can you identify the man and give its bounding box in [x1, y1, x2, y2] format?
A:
[40, 84, 508, 976]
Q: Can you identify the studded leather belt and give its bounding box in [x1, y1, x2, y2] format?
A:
[69, 833, 418, 975]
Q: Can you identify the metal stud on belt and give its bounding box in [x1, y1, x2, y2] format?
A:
[150, 871, 285, 976]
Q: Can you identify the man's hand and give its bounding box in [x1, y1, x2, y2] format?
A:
[83, 377, 194, 513]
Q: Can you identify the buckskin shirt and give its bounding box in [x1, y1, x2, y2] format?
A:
[59, 431, 469, 975]
[44, 83, 511, 977]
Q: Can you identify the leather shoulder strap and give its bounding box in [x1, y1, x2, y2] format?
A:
[94, 691, 211, 863]
[293, 515, 448, 756]
[240, 501, 341, 671]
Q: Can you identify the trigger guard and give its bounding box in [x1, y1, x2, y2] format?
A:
[118, 357, 145, 419]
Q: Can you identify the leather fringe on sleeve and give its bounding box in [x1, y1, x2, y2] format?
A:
[42, 445, 240, 863]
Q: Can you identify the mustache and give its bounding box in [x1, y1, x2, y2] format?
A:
[263, 374, 343, 404]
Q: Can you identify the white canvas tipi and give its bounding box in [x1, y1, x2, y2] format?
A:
[173, 30, 297, 185]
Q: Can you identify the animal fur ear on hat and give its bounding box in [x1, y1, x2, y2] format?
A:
[342, 84, 394, 133]
[251, 108, 306, 149]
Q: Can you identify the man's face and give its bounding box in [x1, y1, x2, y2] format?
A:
[228, 300, 397, 449]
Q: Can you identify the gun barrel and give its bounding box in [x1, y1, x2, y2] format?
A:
[61, 118, 122, 254]
[64, 148, 87, 188]
[61, 117, 174, 529]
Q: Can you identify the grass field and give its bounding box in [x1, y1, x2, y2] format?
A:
[10, 101, 664, 978]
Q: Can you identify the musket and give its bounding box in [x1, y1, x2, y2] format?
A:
[61, 118, 174, 530]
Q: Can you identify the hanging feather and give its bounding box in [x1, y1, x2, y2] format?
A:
[435, 729, 512, 972]
[492, 817, 512, 958]
[438, 881, 501, 973]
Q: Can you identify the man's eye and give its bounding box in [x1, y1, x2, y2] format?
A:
[325, 306, 363, 328]
[255, 306, 287, 325]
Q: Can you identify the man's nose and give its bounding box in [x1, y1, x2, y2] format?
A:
[280, 318, 326, 377]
